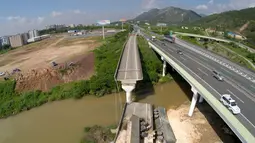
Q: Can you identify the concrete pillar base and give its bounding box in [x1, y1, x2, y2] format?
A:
[188, 87, 198, 117]
[122, 84, 135, 103]
[199, 95, 204, 103]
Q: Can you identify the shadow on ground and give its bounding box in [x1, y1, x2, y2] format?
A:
[168, 67, 241, 143]
[133, 45, 155, 101]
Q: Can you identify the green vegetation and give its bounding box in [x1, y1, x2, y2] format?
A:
[39, 25, 128, 35]
[0, 44, 12, 54]
[147, 26, 204, 35]
[81, 125, 116, 143]
[0, 31, 128, 118]
[193, 7, 255, 44]
[137, 36, 172, 85]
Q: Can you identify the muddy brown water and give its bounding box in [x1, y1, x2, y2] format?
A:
[0, 81, 189, 143]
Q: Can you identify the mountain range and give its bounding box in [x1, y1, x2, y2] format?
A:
[134, 6, 201, 25]
[133, 6, 255, 41]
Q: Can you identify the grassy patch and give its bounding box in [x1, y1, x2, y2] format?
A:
[81, 125, 116, 143]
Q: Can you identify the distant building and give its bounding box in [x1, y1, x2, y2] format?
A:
[9, 33, 28, 47]
[45, 24, 66, 30]
[227, 32, 246, 40]
[157, 23, 167, 27]
[0, 36, 10, 46]
[22, 33, 29, 45]
[69, 24, 75, 28]
[28, 30, 39, 39]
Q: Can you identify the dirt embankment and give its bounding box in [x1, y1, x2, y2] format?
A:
[167, 102, 239, 143]
[15, 53, 95, 92]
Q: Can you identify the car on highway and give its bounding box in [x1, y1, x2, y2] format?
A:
[0, 72, 5, 76]
[212, 70, 224, 81]
[220, 94, 241, 114]
[161, 43, 166, 46]
[177, 50, 183, 55]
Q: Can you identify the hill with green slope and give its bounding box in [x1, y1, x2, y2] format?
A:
[134, 6, 201, 25]
[193, 7, 255, 42]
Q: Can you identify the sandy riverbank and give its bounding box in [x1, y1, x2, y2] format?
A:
[167, 102, 239, 143]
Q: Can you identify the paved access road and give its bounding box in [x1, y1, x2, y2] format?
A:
[116, 33, 143, 81]
[141, 32, 255, 135]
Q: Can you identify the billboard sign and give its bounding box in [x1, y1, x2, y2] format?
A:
[120, 18, 126, 22]
[157, 23, 167, 27]
[97, 20, 111, 25]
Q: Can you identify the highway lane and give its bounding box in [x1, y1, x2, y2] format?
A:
[151, 39, 255, 135]
[172, 42, 255, 96]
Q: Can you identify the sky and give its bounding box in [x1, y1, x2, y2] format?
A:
[0, 0, 255, 36]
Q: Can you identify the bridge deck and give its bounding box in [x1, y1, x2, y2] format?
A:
[116, 34, 143, 82]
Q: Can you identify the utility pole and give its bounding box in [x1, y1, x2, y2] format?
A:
[102, 25, 105, 39]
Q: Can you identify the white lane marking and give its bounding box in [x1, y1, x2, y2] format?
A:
[226, 79, 255, 102]
[227, 89, 244, 103]
[198, 68, 209, 76]
[152, 42, 255, 128]
[133, 103, 136, 115]
[180, 56, 187, 61]
[166, 48, 174, 53]
[221, 67, 234, 76]
[134, 35, 139, 79]
[240, 113, 255, 129]
[185, 54, 211, 71]
[199, 55, 209, 62]
[124, 36, 132, 79]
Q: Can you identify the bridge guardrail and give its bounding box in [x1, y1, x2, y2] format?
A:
[148, 41, 255, 143]
[114, 34, 130, 81]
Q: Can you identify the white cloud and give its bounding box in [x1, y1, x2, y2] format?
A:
[208, 0, 214, 5]
[73, 9, 86, 14]
[142, 0, 158, 10]
[51, 11, 62, 17]
[196, 4, 208, 10]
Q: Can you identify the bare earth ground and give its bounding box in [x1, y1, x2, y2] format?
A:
[167, 102, 240, 143]
[0, 35, 101, 92]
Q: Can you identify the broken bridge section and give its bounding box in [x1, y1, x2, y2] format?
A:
[115, 32, 143, 103]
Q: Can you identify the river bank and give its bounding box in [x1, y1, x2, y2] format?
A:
[0, 82, 189, 143]
[168, 101, 240, 143]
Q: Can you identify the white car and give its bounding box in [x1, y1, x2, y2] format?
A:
[220, 94, 241, 114]
[0, 72, 5, 76]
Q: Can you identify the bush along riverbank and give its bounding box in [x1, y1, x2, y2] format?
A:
[81, 125, 116, 143]
[0, 31, 128, 118]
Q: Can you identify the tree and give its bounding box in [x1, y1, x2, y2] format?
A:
[2, 44, 11, 50]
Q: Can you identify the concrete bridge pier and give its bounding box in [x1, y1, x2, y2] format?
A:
[122, 84, 135, 103]
[199, 95, 204, 103]
[161, 57, 167, 77]
[188, 86, 199, 116]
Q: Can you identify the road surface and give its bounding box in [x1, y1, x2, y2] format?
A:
[116, 33, 143, 81]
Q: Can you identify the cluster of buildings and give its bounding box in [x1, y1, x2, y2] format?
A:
[45, 23, 84, 30]
[0, 29, 50, 49]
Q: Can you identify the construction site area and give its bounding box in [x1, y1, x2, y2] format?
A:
[0, 33, 102, 92]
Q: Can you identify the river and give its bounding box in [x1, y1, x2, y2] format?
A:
[0, 81, 190, 143]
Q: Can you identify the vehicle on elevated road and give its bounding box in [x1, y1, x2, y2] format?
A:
[212, 70, 224, 81]
[177, 50, 183, 55]
[220, 94, 241, 114]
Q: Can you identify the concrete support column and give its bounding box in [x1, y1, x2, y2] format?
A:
[161, 57, 166, 77]
[199, 95, 204, 103]
[122, 84, 135, 103]
[188, 86, 198, 117]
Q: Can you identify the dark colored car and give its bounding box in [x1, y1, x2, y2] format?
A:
[177, 50, 183, 55]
